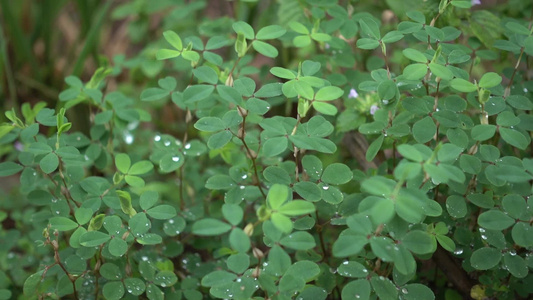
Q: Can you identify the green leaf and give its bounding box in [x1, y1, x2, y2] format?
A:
[267, 184, 290, 210]
[50, 217, 79, 231]
[270, 67, 296, 79]
[359, 19, 380, 39]
[312, 101, 338, 115]
[146, 284, 164, 300]
[289, 21, 309, 34]
[512, 223, 533, 247]
[147, 205, 177, 220]
[402, 63, 428, 80]
[471, 125, 496, 141]
[154, 270, 178, 288]
[125, 175, 144, 187]
[182, 50, 200, 62]
[74, 208, 93, 225]
[333, 230, 368, 257]
[503, 253, 528, 278]
[108, 238, 128, 257]
[192, 218, 232, 236]
[478, 210, 515, 230]
[451, 78, 477, 92]
[381, 31, 404, 43]
[280, 231, 316, 250]
[314, 86, 344, 101]
[525, 36, 533, 56]
[446, 195, 467, 218]
[253, 41, 278, 57]
[0, 162, 23, 176]
[23, 271, 44, 296]
[207, 130, 232, 149]
[271, 212, 293, 234]
[470, 247, 501, 270]
[278, 200, 315, 216]
[321, 163, 352, 185]
[402, 230, 435, 255]
[293, 35, 311, 47]
[222, 204, 244, 225]
[341, 279, 371, 300]
[499, 127, 528, 150]
[502, 194, 527, 219]
[256, 25, 286, 39]
[370, 275, 398, 300]
[156, 49, 181, 60]
[478, 72, 502, 88]
[129, 160, 153, 175]
[403, 48, 427, 63]
[412, 116, 436, 143]
[337, 261, 370, 278]
[227, 253, 250, 274]
[229, 228, 251, 252]
[232, 21, 255, 39]
[267, 245, 291, 276]
[202, 270, 237, 287]
[141, 88, 168, 102]
[429, 62, 453, 80]
[194, 117, 225, 132]
[183, 85, 215, 103]
[193, 66, 218, 84]
[262, 136, 288, 157]
[79, 231, 111, 247]
[163, 30, 183, 50]
[356, 38, 380, 50]
[40, 152, 59, 174]
[125, 278, 146, 296]
[159, 152, 184, 173]
[115, 153, 131, 174]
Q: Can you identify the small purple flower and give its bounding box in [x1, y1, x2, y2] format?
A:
[370, 105, 379, 115]
[472, 0, 481, 5]
[15, 141, 23, 151]
[348, 88, 358, 99]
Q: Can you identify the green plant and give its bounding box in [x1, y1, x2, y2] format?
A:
[1, 0, 533, 299]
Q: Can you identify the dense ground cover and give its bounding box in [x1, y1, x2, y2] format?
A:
[1, 0, 533, 299]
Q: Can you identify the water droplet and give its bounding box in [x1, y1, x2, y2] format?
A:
[402, 288, 408, 294]
[184, 143, 191, 149]
[322, 185, 330, 190]
[172, 156, 180, 162]
[454, 248, 463, 255]
[241, 174, 248, 179]
[510, 250, 517, 256]
[51, 198, 58, 203]
[124, 132, 134, 144]
[355, 295, 361, 299]
[239, 185, 245, 190]
[154, 135, 161, 142]
[168, 219, 174, 224]
[164, 141, 171, 146]
[479, 228, 486, 233]
[141, 256, 148, 261]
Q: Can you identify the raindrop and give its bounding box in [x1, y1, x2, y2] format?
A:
[141, 256, 148, 261]
[322, 186, 330, 190]
[124, 132, 134, 144]
[402, 288, 408, 294]
[172, 156, 180, 162]
[154, 135, 161, 142]
[454, 248, 464, 255]
[184, 143, 191, 149]
[239, 185, 245, 190]
[164, 141, 171, 147]
[509, 250, 517, 256]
